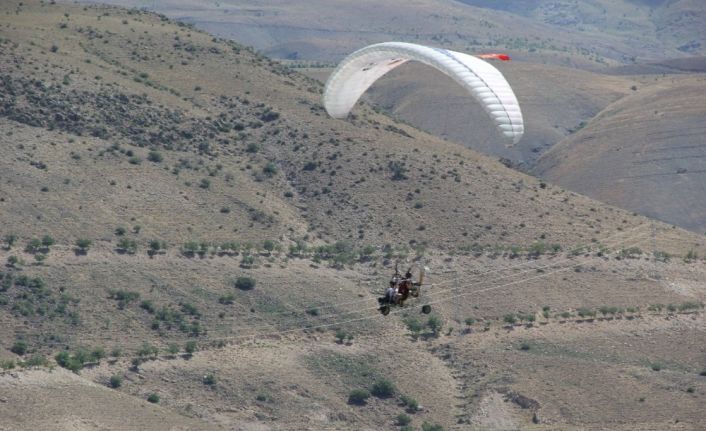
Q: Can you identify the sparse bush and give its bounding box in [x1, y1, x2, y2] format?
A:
[577, 307, 595, 318]
[26, 238, 42, 253]
[348, 389, 370, 405]
[235, 276, 256, 290]
[396, 413, 412, 426]
[11, 341, 27, 356]
[335, 328, 347, 343]
[75, 238, 92, 253]
[427, 316, 443, 336]
[263, 162, 278, 177]
[147, 151, 163, 163]
[218, 293, 235, 305]
[4, 234, 17, 249]
[678, 301, 704, 312]
[199, 178, 211, 189]
[167, 344, 179, 355]
[650, 362, 663, 372]
[137, 343, 158, 358]
[140, 300, 156, 313]
[185, 340, 197, 354]
[25, 354, 48, 367]
[147, 393, 160, 403]
[41, 235, 55, 248]
[116, 238, 137, 254]
[371, 379, 396, 398]
[422, 423, 444, 431]
[115, 227, 127, 236]
[7, 255, 20, 267]
[405, 317, 423, 337]
[109, 374, 123, 388]
[0, 359, 15, 370]
[54, 351, 83, 372]
[202, 373, 216, 386]
[503, 314, 517, 324]
[91, 347, 106, 362]
[263, 239, 276, 252]
[519, 341, 531, 351]
[400, 394, 418, 412]
[256, 393, 270, 402]
[464, 317, 475, 326]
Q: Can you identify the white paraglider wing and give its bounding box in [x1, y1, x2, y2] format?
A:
[323, 42, 524, 144]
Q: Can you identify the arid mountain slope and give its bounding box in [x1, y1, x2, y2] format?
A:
[535, 74, 706, 232]
[358, 61, 636, 166]
[0, 2, 705, 431]
[85, 0, 705, 66]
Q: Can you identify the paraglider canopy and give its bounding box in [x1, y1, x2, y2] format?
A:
[323, 42, 524, 145]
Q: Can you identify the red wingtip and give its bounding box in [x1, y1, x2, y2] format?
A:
[477, 53, 511, 61]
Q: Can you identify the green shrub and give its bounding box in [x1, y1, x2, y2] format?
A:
[147, 393, 160, 403]
[401, 394, 419, 412]
[218, 294, 235, 305]
[422, 423, 444, 431]
[263, 239, 276, 251]
[577, 307, 595, 318]
[185, 340, 197, 354]
[199, 178, 211, 189]
[137, 343, 158, 358]
[140, 300, 156, 313]
[75, 238, 92, 252]
[91, 347, 105, 362]
[235, 276, 256, 290]
[464, 317, 475, 326]
[650, 362, 663, 371]
[11, 340, 28, 356]
[348, 389, 370, 405]
[4, 234, 17, 248]
[503, 314, 517, 324]
[167, 344, 179, 355]
[54, 351, 83, 372]
[109, 375, 123, 388]
[203, 373, 216, 386]
[147, 151, 163, 163]
[25, 354, 48, 367]
[519, 341, 531, 351]
[427, 316, 443, 336]
[335, 328, 347, 343]
[371, 379, 396, 398]
[41, 235, 55, 248]
[116, 238, 137, 253]
[1, 359, 15, 370]
[396, 413, 412, 426]
[405, 317, 423, 336]
[263, 162, 278, 177]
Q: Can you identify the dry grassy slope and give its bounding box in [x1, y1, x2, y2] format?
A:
[0, 368, 222, 430]
[352, 61, 636, 166]
[1, 0, 671, 252]
[82, 0, 705, 67]
[535, 74, 706, 232]
[0, 2, 705, 431]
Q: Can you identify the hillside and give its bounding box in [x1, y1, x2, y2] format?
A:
[535, 74, 706, 232]
[87, 0, 706, 66]
[0, 2, 705, 431]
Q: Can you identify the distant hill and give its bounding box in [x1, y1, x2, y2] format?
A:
[535, 74, 706, 232]
[84, 0, 705, 66]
